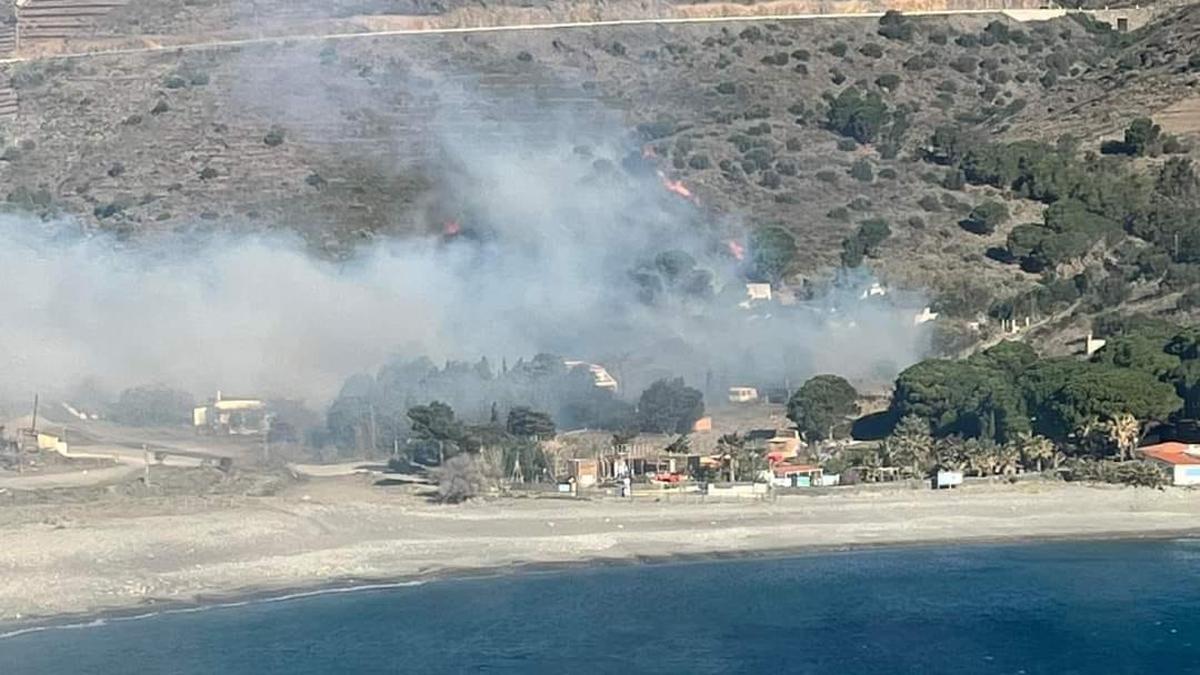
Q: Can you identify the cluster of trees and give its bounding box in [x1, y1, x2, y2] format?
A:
[630, 250, 715, 305]
[326, 354, 633, 457]
[891, 336, 1187, 457]
[110, 386, 194, 426]
[926, 121, 1200, 286]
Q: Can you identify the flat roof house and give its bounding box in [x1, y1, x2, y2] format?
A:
[1139, 442, 1200, 486]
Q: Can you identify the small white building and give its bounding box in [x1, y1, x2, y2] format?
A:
[564, 360, 619, 391]
[728, 386, 759, 404]
[1139, 442, 1200, 486]
[193, 392, 271, 435]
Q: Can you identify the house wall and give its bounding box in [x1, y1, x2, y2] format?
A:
[1174, 465, 1200, 486]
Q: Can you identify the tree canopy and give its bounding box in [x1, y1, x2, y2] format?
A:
[638, 378, 705, 434]
[787, 374, 859, 440]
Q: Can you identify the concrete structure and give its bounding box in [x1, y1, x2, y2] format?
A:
[740, 283, 772, 308]
[728, 386, 759, 404]
[1140, 442, 1200, 486]
[765, 429, 802, 457]
[193, 391, 271, 435]
[1085, 333, 1108, 358]
[567, 457, 599, 488]
[771, 462, 823, 488]
[703, 481, 770, 499]
[564, 360, 619, 391]
[914, 307, 939, 325]
[933, 470, 964, 489]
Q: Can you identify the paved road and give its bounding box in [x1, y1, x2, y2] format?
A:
[0, 7, 1068, 64]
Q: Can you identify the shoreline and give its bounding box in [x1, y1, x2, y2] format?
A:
[4, 523, 1199, 639]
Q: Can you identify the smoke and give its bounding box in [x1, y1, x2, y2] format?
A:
[0, 40, 930, 414]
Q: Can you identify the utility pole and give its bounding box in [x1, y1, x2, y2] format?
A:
[143, 444, 151, 487]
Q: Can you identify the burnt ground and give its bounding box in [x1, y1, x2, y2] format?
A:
[2, 7, 1200, 347]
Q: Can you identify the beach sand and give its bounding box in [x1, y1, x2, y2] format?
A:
[1, 477, 1197, 623]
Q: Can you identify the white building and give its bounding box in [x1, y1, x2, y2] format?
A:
[1139, 442, 1200, 486]
[728, 386, 759, 404]
[564, 361, 619, 391]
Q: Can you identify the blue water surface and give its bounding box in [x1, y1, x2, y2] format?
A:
[3, 539, 1199, 674]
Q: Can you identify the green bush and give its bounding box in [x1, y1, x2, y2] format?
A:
[825, 87, 890, 144]
[875, 73, 901, 91]
[826, 41, 848, 57]
[877, 10, 914, 42]
[836, 138, 858, 152]
[961, 200, 1010, 234]
[849, 158, 874, 182]
[263, 126, 286, 147]
[859, 43, 884, 58]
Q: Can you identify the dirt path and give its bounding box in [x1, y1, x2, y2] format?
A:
[0, 7, 1070, 65]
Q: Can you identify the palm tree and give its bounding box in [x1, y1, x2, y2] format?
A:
[934, 436, 966, 472]
[1016, 432, 1055, 473]
[1106, 413, 1140, 462]
[963, 438, 998, 477]
[995, 442, 1021, 477]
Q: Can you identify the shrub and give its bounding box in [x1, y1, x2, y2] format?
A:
[961, 200, 1010, 234]
[877, 10, 914, 41]
[716, 81, 736, 95]
[826, 41, 848, 57]
[791, 49, 811, 61]
[825, 87, 890, 144]
[878, 167, 897, 180]
[263, 126, 286, 147]
[828, 206, 850, 221]
[903, 53, 937, 71]
[433, 454, 490, 503]
[516, 51, 533, 62]
[759, 170, 782, 189]
[150, 100, 169, 115]
[875, 73, 901, 91]
[688, 154, 711, 170]
[816, 169, 839, 184]
[907, 215, 926, 229]
[918, 194, 943, 212]
[849, 158, 874, 182]
[950, 55, 977, 73]
[859, 42, 884, 58]
[761, 52, 789, 66]
[199, 167, 219, 180]
[837, 138, 858, 152]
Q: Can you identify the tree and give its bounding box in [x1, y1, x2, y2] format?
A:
[1103, 413, 1140, 461]
[961, 200, 1010, 235]
[885, 414, 934, 477]
[1016, 432, 1056, 472]
[408, 401, 479, 464]
[432, 454, 490, 503]
[506, 407, 556, 439]
[1020, 360, 1182, 442]
[749, 227, 797, 283]
[637, 378, 705, 434]
[717, 432, 766, 481]
[857, 218, 891, 256]
[111, 386, 194, 426]
[825, 87, 890, 144]
[787, 374, 859, 441]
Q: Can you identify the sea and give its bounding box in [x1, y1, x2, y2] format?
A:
[2, 539, 1199, 674]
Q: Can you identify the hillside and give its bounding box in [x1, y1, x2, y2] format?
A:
[1, 3, 1199, 357]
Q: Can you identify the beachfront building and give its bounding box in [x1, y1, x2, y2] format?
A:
[1139, 442, 1200, 486]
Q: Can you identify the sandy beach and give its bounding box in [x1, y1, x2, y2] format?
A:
[1, 477, 1198, 625]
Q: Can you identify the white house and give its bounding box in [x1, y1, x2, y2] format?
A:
[1139, 442, 1200, 486]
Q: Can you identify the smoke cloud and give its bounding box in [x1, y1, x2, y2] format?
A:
[0, 41, 930, 415]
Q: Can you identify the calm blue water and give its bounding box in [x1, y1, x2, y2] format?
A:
[3, 539, 1200, 674]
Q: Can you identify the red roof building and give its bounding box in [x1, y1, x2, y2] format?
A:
[1139, 442, 1200, 485]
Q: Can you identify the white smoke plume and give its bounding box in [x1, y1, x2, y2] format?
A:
[0, 41, 931, 414]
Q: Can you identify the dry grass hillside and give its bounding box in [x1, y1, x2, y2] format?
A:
[2, 3, 1199, 351]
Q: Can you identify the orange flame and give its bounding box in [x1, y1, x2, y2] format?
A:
[727, 239, 745, 261]
[642, 144, 657, 159]
[443, 220, 461, 236]
[657, 170, 696, 202]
